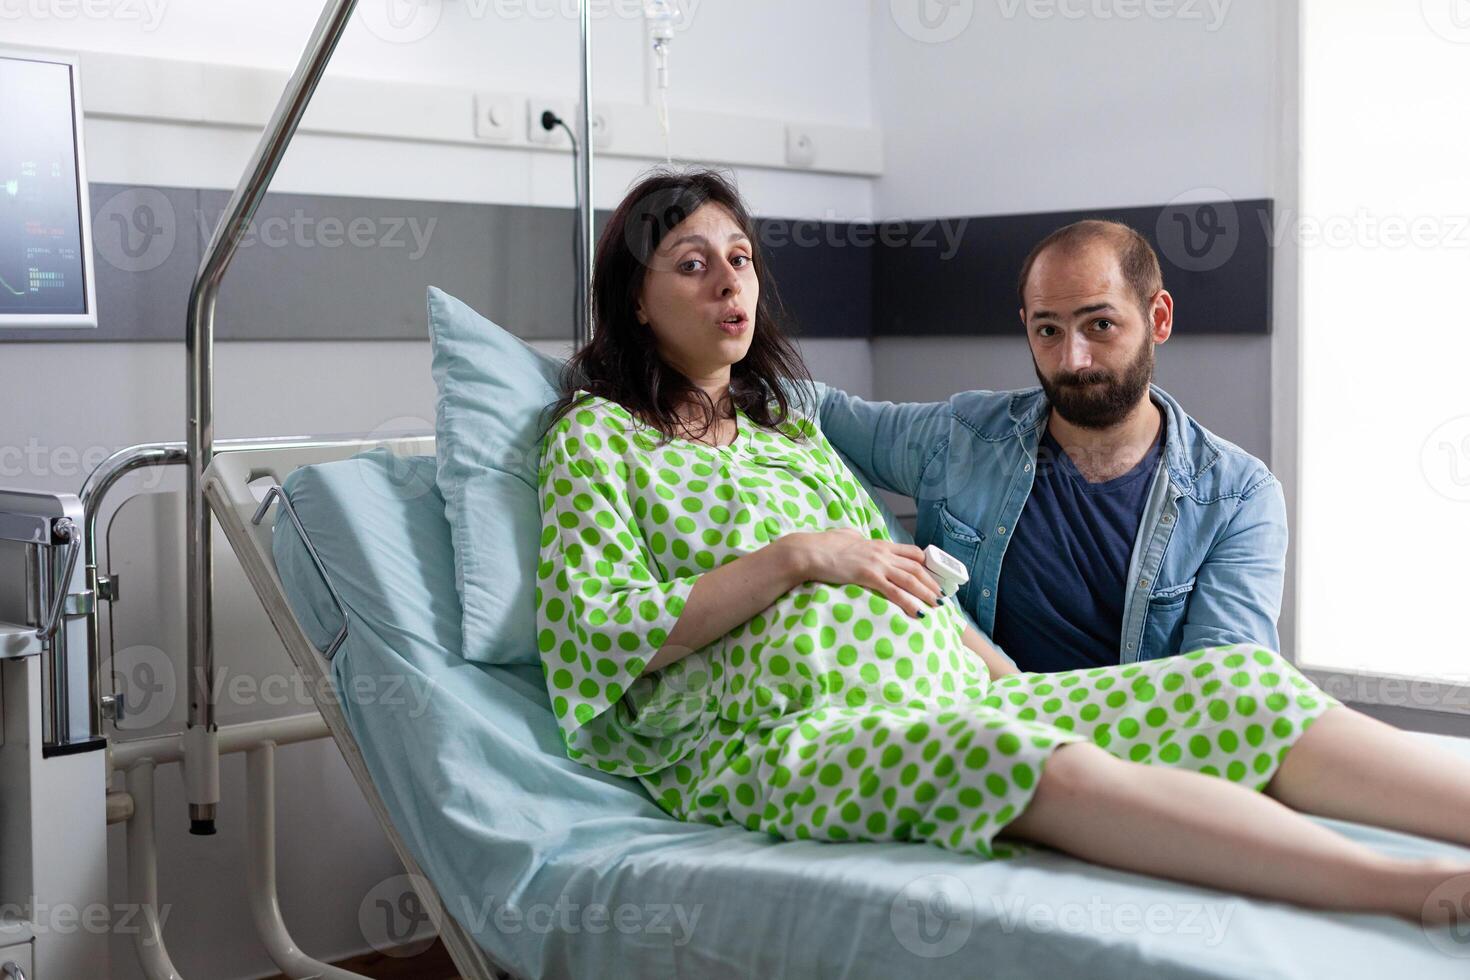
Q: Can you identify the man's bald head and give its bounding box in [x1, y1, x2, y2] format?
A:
[1017, 220, 1163, 319]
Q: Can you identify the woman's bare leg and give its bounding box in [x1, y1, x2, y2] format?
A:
[1001, 742, 1470, 923]
[1263, 704, 1470, 847]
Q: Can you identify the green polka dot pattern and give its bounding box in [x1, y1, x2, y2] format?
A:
[535, 392, 1342, 859]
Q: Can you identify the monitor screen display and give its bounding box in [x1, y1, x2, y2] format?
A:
[0, 53, 94, 325]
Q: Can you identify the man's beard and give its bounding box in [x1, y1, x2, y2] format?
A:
[1035, 336, 1155, 430]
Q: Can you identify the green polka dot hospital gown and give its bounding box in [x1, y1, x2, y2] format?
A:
[534, 391, 1340, 860]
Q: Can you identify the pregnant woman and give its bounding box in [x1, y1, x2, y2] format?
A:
[534, 168, 1470, 925]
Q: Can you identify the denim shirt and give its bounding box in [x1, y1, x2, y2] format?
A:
[810, 382, 1287, 665]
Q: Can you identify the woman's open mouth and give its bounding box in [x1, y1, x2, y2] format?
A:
[717, 313, 749, 335]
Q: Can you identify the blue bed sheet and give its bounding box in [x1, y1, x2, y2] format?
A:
[273, 451, 1470, 979]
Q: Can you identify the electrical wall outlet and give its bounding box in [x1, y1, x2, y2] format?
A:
[528, 98, 575, 146]
[589, 107, 613, 150]
[474, 93, 518, 142]
[527, 98, 614, 150]
[786, 127, 817, 168]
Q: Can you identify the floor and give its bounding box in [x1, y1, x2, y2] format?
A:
[258, 937, 461, 979]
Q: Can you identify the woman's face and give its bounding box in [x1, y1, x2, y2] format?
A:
[635, 202, 759, 383]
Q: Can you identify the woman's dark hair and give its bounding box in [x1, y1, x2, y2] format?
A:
[542, 167, 812, 444]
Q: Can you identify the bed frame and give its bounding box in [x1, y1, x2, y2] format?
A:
[39, 0, 597, 974]
[203, 440, 511, 980]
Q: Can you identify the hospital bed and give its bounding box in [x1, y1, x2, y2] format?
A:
[203, 438, 1470, 980]
[50, 0, 1461, 974]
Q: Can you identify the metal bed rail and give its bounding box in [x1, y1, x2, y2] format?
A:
[183, 0, 362, 836]
[79, 433, 439, 980]
[24, 0, 599, 974]
[180, 0, 596, 838]
[73, 434, 429, 756]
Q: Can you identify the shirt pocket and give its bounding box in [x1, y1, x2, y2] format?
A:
[1142, 577, 1196, 658]
[934, 502, 985, 602]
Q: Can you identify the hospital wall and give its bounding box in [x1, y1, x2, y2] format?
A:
[0, 2, 1287, 977]
[1, 4, 877, 978]
[870, 0, 1280, 466]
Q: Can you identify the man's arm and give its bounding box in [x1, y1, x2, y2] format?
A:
[1177, 475, 1288, 653]
[961, 624, 1020, 678]
[814, 382, 952, 499]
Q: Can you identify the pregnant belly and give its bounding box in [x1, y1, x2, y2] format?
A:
[718, 582, 983, 723]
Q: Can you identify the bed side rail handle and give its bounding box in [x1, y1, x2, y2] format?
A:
[37, 517, 83, 641]
[251, 485, 349, 660]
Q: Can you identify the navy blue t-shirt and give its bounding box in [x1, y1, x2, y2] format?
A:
[992, 425, 1164, 673]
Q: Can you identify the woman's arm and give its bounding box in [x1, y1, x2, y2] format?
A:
[647, 539, 805, 672]
[961, 623, 1020, 678]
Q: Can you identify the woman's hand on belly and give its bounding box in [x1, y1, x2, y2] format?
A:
[779, 529, 943, 619]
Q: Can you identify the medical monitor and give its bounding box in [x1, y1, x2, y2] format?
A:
[0, 48, 97, 329]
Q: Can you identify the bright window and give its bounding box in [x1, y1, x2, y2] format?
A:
[1298, 0, 1470, 684]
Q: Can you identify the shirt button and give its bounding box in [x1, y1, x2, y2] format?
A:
[1163, 514, 1175, 525]
[997, 526, 1006, 535]
[1140, 578, 1150, 589]
[1024, 464, 1032, 472]
[1127, 642, 1135, 650]
[982, 589, 991, 598]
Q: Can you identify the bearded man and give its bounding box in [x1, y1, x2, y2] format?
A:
[813, 220, 1286, 671]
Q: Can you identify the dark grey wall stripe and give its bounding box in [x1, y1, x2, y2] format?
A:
[758, 219, 874, 340]
[3, 184, 590, 343]
[0, 185, 1269, 343]
[874, 199, 1274, 337]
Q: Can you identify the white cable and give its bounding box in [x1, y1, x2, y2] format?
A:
[659, 83, 672, 164]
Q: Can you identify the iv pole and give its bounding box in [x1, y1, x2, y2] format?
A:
[576, 0, 595, 348]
